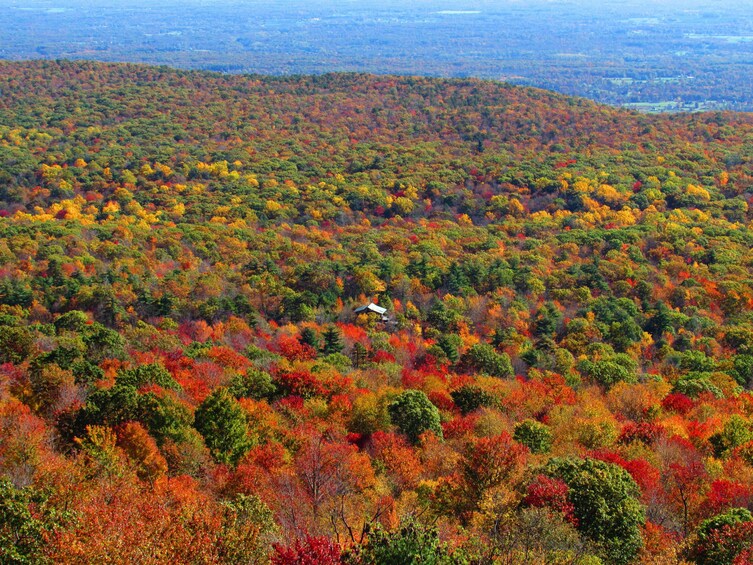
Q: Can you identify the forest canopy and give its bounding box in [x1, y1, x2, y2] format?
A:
[1, 60, 753, 563]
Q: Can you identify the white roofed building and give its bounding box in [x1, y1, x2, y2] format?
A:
[354, 302, 389, 322]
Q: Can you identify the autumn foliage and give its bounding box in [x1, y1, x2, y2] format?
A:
[0, 60, 753, 562]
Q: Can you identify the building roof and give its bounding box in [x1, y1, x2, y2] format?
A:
[354, 302, 388, 315]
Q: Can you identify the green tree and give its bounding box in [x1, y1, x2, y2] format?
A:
[514, 420, 553, 454]
[580, 357, 637, 388]
[709, 415, 753, 458]
[0, 326, 35, 364]
[427, 301, 462, 333]
[543, 457, 645, 565]
[0, 479, 60, 564]
[694, 507, 753, 565]
[116, 362, 180, 391]
[645, 302, 674, 339]
[461, 343, 513, 378]
[732, 354, 753, 387]
[78, 384, 141, 429]
[352, 520, 463, 565]
[698, 507, 752, 543]
[533, 302, 562, 338]
[194, 387, 251, 465]
[437, 334, 461, 363]
[138, 391, 195, 445]
[321, 325, 344, 355]
[300, 327, 320, 350]
[677, 350, 715, 373]
[70, 360, 105, 387]
[53, 310, 90, 333]
[388, 390, 443, 444]
[227, 369, 277, 401]
[672, 373, 724, 398]
[82, 322, 125, 363]
[450, 385, 497, 415]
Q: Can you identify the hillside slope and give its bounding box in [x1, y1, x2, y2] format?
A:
[1, 60, 753, 563]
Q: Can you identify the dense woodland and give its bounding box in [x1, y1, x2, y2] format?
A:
[3, 60, 753, 563]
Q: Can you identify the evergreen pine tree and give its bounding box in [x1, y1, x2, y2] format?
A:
[321, 325, 344, 355]
[194, 387, 250, 465]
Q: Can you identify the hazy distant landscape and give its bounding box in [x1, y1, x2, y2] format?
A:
[2, 0, 753, 111]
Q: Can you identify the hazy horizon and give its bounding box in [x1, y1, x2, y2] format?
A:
[2, 0, 753, 111]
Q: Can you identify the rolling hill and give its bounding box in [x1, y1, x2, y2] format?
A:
[1, 60, 753, 563]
